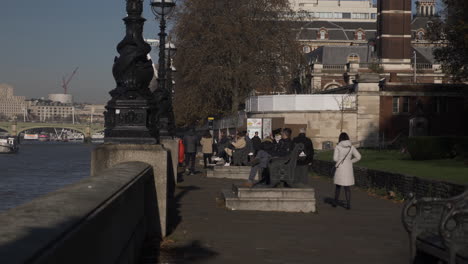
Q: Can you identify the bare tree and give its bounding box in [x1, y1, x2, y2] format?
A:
[173, 0, 305, 126]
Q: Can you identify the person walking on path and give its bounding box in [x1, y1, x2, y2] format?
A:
[293, 128, 314, 184]
[183, 129, 198, 175]
[200, 131, 214, 169]
[332, 132, 361, 210]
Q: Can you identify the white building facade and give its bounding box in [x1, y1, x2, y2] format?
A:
[0, 84, 27, 119]
[290, 0, 377, 21]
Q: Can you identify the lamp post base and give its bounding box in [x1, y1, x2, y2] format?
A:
[104, 99, 158, 144]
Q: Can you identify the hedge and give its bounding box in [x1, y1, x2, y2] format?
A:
[407, 137, 468, 160]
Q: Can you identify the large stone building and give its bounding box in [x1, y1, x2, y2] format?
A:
[27, 99, 74, 122]
[295, 0, 444, 92]
[0, 84, 27, 120]
[290, 0, 377, 52]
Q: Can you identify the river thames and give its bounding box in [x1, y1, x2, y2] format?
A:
[0, 142, 95, 212]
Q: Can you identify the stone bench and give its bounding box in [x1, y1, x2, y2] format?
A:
[402, 190, 468, 264]
[222, 186, 316, 213]
[206, 166, 259, 180]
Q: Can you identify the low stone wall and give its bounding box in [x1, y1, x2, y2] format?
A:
[312, 160, 467, 198]
[0, 162, 160, 264]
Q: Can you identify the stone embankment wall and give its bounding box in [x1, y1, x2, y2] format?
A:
[312, 160, 467, 198]
[0, 162, 159, 264]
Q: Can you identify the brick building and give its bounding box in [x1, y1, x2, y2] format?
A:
[286, 0, 445, 93]
[379, 83, 468, 140]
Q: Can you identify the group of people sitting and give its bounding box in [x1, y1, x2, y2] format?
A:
[183, 128, 314, 185]
[210, 128, 314, 187]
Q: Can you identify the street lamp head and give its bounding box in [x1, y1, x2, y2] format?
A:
[165, 41, 177, 57]
[150, 0, 176, 18]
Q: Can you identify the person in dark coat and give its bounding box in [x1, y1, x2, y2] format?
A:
[293, 128, 314, 166]
[293, 128, 315, 184]
[183, 129, 198, 175]
[273, 128, 294, 157]
[243, 138, 274, 187]
[215, 131, 231, 164]
[251, 131, 262, 155]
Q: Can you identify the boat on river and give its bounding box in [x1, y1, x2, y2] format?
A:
[38, 133, 50, 142]
[0, 134, 19, 154]
[23, 133, 39, 140]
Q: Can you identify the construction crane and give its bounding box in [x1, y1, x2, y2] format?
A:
[61, 67, 79, 94]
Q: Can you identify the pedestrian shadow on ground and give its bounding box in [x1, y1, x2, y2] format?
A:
[323, 197, 347, 208]
[158, 240, 219, 263]
[167, 185, 201, 236]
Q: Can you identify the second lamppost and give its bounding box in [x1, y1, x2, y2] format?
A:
[165, 40, 176, 101]
[150, 0, 176, 138]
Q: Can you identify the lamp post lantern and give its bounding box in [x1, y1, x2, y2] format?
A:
[103, 0, 159, 144]
[151, 0, 176, 138]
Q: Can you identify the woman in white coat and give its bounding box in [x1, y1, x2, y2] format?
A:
[332, 132, 361, 210]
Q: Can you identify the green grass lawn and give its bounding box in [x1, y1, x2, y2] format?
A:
[315, 149, 468, 185]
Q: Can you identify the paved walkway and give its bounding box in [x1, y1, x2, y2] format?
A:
[156, 168, 409, 264]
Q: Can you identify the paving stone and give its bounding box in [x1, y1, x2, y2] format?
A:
[160, 168, 409, 263]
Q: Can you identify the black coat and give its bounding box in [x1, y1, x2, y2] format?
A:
[252, 136, 262, 151]
[183, 134, 198, 153]
[273, 138, 294, 157]
[293, 133, 314, 165]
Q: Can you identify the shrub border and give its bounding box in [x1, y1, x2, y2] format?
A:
[312, 160, 467, 198]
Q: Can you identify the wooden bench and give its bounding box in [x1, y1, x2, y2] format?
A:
[402, 190, 468, 264]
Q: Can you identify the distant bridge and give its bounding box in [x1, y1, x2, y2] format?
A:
[0, 121, 104, 141]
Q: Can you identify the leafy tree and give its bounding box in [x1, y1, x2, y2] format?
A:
[427, 0, 468, 82]
[173, 0, 304, 126]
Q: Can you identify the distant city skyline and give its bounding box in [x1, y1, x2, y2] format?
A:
[0, 0, 436, 103]
[0, 0, 168, 104]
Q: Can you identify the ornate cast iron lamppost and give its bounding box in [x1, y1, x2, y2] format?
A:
[165, 40, 176, 101]
[104, 0, 158, 144]
[150, 0, 176, 138]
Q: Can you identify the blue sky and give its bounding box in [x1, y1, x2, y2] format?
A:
[0, 0, 164, 103]
[0, 0, 427, 104]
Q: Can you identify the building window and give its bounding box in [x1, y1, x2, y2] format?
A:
[402, 97, 410, 113]
[435, 97, 449, 113]
[319, 29, 327, 40]
[317, 12, 333, 19]
[351, 13, 369, 19]
[417, 30, 425, 40]
[347, 54, 360, 63]
[371, 13, 377, 19]
[342, 13, 351, 19]
[303, 46, 311, 53]
[392, 97, 399, 114]
[334, 12, 343, 19]
[356, 30, 365, 40]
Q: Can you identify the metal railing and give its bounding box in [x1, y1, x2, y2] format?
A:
[415, 63, 433, 70]
[322, 64, 347, 72]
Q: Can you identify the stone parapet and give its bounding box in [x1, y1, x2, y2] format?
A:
[91, 143, 172, 237]
[0, 162, 159, 264]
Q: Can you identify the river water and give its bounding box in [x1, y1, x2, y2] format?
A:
[0, 142, 95, 213]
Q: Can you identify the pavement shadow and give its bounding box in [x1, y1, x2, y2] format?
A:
[158, 240, 219, 263]
[323, 196, 347, 208]
[167, 185, 201, 236]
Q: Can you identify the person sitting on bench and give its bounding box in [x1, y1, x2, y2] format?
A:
[273, 128, 294, 157]
[224, 132, 246, 166]
[243, 137, 275, 187]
